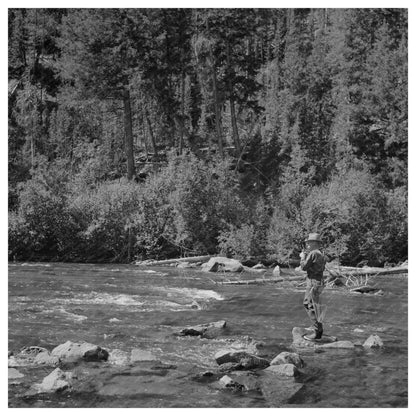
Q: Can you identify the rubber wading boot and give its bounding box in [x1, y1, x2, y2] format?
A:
[304, 322, 323, 341]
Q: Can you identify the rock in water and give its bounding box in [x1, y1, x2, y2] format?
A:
[264, 363, 299, 377]
[8, 368, 24, 379]
[291, 327, 316, 349]
[178, 320, 226, 338]
[363, 334, 384, 348]
[315, 340, 355, 349]
[218, 375, 244, 391]
[51, 341, 109, 363]
[270, 352, 304, 368]
[34, 351, 60, 366]
[260, 374, 304, 406]
[33, 368, 73, 393]
[201, 257, 244, 273]
[215, 350, 254, 365]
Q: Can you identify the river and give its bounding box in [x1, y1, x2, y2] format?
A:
[8, 262, 408, 407]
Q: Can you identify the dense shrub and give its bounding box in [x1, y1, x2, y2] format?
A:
[267, 166, 408, 266]
[10, 176, 71, 260]
[68, 180, 143, 262]
[167, 153, 247, 255]
[218, 198, 270, 260]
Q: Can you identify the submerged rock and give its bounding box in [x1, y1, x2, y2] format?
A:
[363, 334, 384, 348]
[315, 340, 355, 349]
[270, 352, 304, 368]
[51, 341, 109, 363]
[178, 320, 226, 338]
[201, 257, 244, 273]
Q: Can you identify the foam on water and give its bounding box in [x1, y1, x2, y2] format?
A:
[158, 287, 224, 301]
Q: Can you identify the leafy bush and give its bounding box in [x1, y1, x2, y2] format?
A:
[166, 153, 247, 255]
[10, 175, 70, 260]
[68, 179, 143, 262]
[218, 198, 270, 260]
[267, 166, 408, 266]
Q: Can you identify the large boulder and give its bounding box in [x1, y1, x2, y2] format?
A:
[201, 257, 244, 273]
[177, 320, 226, 338]
[363, 334, 384, 348]
[270, 352, 304, 368]
[51, 341, 109, 363]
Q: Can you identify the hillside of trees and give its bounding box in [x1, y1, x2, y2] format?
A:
[8, 8, 408, 266]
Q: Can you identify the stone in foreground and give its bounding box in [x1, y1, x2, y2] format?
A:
[33, 368, 73, 393]
[363, 334, 384, 348]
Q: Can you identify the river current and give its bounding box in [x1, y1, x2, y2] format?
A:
[8, 262, 408, 407]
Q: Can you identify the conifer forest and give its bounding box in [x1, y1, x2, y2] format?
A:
[8, 8, 408, 266]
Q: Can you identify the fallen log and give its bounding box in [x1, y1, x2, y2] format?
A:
[219, 276, 304, 285]
[326, 266, 407, 277]
[135, 255, 211, 266]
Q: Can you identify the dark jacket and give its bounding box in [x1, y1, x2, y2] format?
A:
[300, 249, 326, 281]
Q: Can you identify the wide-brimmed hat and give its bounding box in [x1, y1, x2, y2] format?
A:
[305, 233, 322, 243]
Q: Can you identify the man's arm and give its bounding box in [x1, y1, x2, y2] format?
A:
[300, 252, 316, 271]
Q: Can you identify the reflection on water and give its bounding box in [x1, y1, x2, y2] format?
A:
[8, 263, 408, 407]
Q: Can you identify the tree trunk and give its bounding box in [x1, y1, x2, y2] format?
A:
[179, 68, 185, 154]
[123, 88, 136, 180]
[226, 41, 241, 156]
[144, 107, 158, 156]
[210, 49, 224, 158]
[206, 21, 223, 158]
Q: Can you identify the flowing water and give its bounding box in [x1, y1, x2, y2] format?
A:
[8, 262, 408, 408]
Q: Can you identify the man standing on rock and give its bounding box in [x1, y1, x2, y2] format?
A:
[300, 233, 326, 341]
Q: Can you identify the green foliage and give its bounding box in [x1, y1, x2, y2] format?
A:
[267, 166, 408, 266]
[218, 198, 270, 260]
[8, 8, 408, 265]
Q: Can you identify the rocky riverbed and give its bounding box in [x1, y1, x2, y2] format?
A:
[8, 262, 408, 407]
